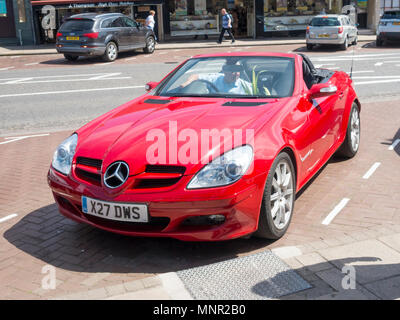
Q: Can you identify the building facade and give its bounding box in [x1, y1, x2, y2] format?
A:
[0, 0, 386, 45]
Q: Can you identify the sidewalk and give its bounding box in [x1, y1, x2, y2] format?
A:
[0, 35, 376, 56]
[52, 224, 400, 300]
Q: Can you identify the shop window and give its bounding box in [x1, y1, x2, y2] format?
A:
[0, 0, 7, 17]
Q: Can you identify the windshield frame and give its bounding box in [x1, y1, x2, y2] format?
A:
[154, 56, 296, 99]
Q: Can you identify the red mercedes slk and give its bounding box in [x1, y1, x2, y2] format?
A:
[48, 52, 360, 241]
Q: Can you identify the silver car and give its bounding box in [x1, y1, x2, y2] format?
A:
[306, 14, 358, 50]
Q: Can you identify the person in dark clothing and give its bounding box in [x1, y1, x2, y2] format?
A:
[217, 8, 235, 44]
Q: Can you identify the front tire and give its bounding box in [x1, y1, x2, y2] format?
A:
[103, 41, 118, 62]
[64, 54, 78, 61]
[143, 36, 155, 54]
[254, 152, 296, 240]
[336, 103, 360, 158]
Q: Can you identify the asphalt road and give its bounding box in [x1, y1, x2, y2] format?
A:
[1, 42, 400, 136]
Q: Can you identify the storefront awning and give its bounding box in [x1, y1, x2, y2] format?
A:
[30, 0, 151, 6]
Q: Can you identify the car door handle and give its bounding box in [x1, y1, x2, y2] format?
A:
[339, 91, 345, 99]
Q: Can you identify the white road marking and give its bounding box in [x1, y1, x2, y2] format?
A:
[346, 70, 374, 74]
[25, 62, 39, 66]
[0, 67, 15, 71]
[352, 75, 400, 79]
[374, 62, 383, 66]
[389, 139, 400, 151]
[355, 78, 400, 85]
[0, 133, 49, 145]
[89, 72, 121, 80]
[0, 73, 117, 81]
[1, 76, 131, 85]
[4, 77, 33, 84]
[0, 214, 18, 223]
[0, 86, 143, 98]
[322, 198, 350, 225]
[362, 162, 381, 179]
[314, 63, 335, 68]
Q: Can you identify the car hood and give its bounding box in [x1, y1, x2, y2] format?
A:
[75, 95, 285, 175]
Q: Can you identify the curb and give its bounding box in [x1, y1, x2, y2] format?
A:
[0, 38, 376, 57]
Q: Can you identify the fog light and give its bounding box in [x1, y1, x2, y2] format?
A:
[207, 215, 226, 224]
[181, 214, 226, 226]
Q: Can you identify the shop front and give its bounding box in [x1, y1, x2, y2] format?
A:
[256, 0, 346, 37]
[166, 0, 254, 39]
[30, 0, 165, 43]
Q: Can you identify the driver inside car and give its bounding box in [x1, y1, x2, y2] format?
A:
[179, 63, 253, 95]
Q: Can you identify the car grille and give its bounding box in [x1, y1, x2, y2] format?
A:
[74, 158, 186, 189]
[75, 157, 102, 186]
[132, 165, 186, 189]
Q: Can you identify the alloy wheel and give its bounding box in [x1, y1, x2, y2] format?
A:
[270, 161, 294, 230]
[350, 107, 360, 152]
[107, 43, 117, 61]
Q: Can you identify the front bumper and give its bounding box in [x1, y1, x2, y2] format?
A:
[56, 45, 106, 56]
[48, 167, 266, 241]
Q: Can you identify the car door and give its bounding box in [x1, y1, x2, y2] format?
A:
[111, 17, 129, 49]
[302, 67, 339, 173]
[121, 17, 142, 49]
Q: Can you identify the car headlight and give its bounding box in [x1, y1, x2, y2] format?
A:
[52, 133, 78, 175]
[187, 145, 253, 189]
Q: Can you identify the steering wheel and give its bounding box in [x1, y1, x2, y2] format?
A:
[186, 79, 220, 93]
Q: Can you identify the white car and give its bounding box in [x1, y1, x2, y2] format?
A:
[376, 10, 400, 46]
[306, 14, 358, 50]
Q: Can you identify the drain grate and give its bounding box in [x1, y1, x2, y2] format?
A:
[177, 250, 311, 300]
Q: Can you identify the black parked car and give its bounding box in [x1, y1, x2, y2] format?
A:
[56, 13, 156, 62]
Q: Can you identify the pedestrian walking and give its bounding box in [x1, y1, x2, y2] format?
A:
[217, 8, 235, 44]
[145, 10, 157, 41]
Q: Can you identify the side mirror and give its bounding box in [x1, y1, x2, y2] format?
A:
[145, 81, 159, 92]
[308, 83, 337, 100]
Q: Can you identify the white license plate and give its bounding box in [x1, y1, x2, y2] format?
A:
[82, 196, 148, 223]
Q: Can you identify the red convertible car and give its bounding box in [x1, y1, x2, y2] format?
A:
[48, 52, 360, 241]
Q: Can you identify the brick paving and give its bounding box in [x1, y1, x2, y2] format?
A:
[0, 97, 399, 299]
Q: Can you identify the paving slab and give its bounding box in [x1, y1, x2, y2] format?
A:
[319, 240, 400, 285]
[364, 276, 400, 300]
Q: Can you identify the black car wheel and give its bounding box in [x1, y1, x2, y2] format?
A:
[340, 37, 348, 50]
[376, 37, 384, 47]
[64, 54, 79, 61]
[254, 152, 296, 240]
[336, 103, 360, 158]
[143, 36, 155, 54]
[103, 42, 118, 62]
[306, 44, 314, 51]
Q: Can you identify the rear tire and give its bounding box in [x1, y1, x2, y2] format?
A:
[352, 36, 358, 45]
[254, 152, 296, 240]
[340, 37, 348, 50]
[103, 41, 118, 62]
[336, 103, 360, 158]
[64, 54, 78, 61]
[143, 36, 155, 54]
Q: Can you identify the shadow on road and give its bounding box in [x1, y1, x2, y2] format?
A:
[381, 128, 400, 157]
[39, 51, 145, 66]
[252, 256, 400, 300]
[4, 203, 273, 274]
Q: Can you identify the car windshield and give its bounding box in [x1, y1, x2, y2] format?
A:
[311, 17, 340, 26]
[60, 19, 94, 31]
[156, 56, 295, 99]
[382, 11, 400, 19]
